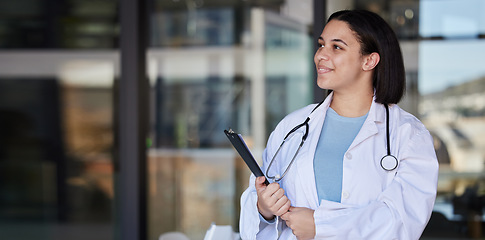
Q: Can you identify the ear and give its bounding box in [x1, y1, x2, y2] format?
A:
[362, 52, 380, 71]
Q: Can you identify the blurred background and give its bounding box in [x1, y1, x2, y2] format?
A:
[0, 0, 485, 239]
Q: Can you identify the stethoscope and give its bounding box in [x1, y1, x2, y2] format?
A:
[266, 102, 398, 182]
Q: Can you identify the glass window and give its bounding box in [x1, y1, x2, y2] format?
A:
[148, 1, 314, 239]
[419, 1, 485, 238]
[0, 0, 117, 239]
[420, 0, 485, 38]
[0, 53, 116, 240]
[6, 0, 485, 239]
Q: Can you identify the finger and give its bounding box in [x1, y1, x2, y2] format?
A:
[266, 182, 280, 191]
[260, 183, 280, 199]
[271, 187, 285, 200]
[280, 212, 289, 221]
[273, 195, 289, 209]
[255, 176, 265, 187]
[258, 187, 280, 209]
[285, 218, 292, 229]
[265, 187, 286, 208]
[254, 177, 279, 196]
[275, 198, 291, 216]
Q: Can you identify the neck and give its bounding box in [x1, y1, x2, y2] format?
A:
[330, 90, 373, 117]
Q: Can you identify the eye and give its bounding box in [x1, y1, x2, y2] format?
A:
[333, 44, 342, 50]
[318, 43, 324, 48]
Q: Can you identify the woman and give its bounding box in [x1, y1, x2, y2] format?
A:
[239, 10, 438, 240]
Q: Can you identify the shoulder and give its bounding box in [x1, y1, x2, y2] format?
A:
[389, 104, 429, 136]
[388, 105, 438, 171]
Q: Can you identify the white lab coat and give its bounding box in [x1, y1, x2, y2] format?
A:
[239, 93, 439, 240]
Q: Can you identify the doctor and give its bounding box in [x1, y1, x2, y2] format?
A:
[239, 9, 438, 240]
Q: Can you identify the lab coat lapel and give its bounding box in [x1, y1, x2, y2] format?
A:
[295, 93, 333, 209]
[348, 98, 385, 151]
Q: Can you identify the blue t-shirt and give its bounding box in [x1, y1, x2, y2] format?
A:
[313, 108, 368, 203]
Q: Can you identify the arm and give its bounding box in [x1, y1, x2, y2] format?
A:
[239, 144, 291, 239]
[239, 175, 290, 239]
[239, 174, 269, 239]
[240, 105, 317, 239]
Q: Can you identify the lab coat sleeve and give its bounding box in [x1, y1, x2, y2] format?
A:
[239, 120, 288, 240]
[239, 173, 279, 240]
[239, 105, 315, 239]
[313, 129, 439, 239]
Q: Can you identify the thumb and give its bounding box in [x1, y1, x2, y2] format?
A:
[255, 176, 267, 192]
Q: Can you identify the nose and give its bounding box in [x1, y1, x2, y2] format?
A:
[315, 48, 329, 62]
[318, 55, 328, 61]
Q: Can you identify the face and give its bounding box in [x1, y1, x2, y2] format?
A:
[314, 20, 372, 93]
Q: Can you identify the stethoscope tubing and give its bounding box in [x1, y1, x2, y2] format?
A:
[381, 104, 398, 171]
[266, 102, 398, 182]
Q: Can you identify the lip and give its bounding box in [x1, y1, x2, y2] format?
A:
[316, 65, 332, 74]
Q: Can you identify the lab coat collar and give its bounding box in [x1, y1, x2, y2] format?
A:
[368, 94, 387, 124]
[307, 91, 333, 120]
[307, 92, 386, 124]
[348, 94, 385, 152]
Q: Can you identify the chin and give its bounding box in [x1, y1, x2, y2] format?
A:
[316, 78, 330, 90]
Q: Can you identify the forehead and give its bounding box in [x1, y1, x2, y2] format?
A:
[320, 20, 359, 44]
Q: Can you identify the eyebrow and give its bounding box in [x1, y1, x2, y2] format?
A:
[318, 37, 348, 46]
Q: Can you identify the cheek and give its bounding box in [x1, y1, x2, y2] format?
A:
[336, 56, 359, 71]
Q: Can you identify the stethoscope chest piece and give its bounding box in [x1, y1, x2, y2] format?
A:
[380, 154, 398, 171]
[380, 104, 398, 171]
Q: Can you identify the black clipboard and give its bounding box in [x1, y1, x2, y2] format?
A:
[224, 129, 269, 185]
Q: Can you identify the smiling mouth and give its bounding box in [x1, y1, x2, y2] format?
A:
[317, 66, 332, 74]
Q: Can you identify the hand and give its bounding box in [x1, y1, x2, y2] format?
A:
[255, 176, 291, 220]
[280, 206, 316, 240]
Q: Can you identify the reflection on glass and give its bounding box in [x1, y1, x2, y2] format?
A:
[0, 53, 115, 240]
[0, 0, 117, 239]
[151, 8, 234, 47]
[420, 0, 485, 39]
[419, 40, 485, 96]
[419, 38, 485, 240]
[265, 15, 313, 133]
[148, 1, 314, 239]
